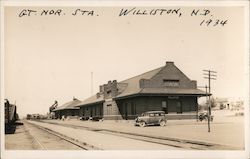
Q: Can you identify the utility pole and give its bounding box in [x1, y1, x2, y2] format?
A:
[205, 85, 209, 131]
[203, 69, 217, 132]
[197, 85, 208, 122]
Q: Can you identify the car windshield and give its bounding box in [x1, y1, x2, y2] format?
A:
[140, 113, 145, 116]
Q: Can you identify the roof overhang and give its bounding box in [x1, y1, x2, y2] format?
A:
[76, 100, 105, 107]
[114, 92, 211, 100]
[114, 87, 209, 100]
[52, 107, 80, 112]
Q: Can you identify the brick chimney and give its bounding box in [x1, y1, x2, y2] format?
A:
[99, 85, 104, 93]
[166, 61, 174, 65]
[103, 80, 118, 99]
[96, 92, 100, 98]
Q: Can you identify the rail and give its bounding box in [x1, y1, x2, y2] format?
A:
[24, 121, 101, 150]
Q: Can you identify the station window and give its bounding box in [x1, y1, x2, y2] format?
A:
[163, 79, 180, 87]
[162, 101, 167, 108]
[106, 90, 112, 98]
[107, 90, 111, 94]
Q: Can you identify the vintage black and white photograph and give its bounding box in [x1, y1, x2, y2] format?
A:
[1, 1, 249, 159]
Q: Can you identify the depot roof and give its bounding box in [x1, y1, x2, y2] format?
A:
[53, 99, 81, 111]
[77, 62, 207, 106]
[75, 94, 104, 107]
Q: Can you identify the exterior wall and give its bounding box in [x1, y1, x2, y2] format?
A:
[116, 96, 198, 120]
[76, 96, 198, 120]
[166, 114, 197, 120]
[79, 103, 103, 118]
[103, 99, 123, 120]
[78, 96, 198, 120]
[116, 98, 137, 120]
[54, 109, 79, 119]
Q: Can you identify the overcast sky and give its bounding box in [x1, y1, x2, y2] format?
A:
[4, 6, 247, 117]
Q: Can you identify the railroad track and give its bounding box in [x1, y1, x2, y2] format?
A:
[22, 123, 47, 150]
[34, 120, 238, 150]
[24, 121, 101, 150]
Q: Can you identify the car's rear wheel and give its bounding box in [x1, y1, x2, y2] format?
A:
[160, 120, 166, 127]
[139, 121, 146, 127]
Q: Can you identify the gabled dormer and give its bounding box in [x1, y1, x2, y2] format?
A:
[139, 61, 197, 89]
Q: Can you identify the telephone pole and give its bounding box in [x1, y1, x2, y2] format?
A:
[203, 69, 217, 132]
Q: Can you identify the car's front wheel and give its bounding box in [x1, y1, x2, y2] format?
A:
[139, 121, 146, 127]
[159, 120, 166, 127]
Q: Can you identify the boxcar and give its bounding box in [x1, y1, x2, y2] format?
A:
[5, 99, 18, 134]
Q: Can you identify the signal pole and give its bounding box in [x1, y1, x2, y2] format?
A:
[203, 70, 217, 132]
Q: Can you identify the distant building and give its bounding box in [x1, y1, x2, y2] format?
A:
[76, 62, 207, 120]
[52, 98, 81, 119]
[228, 98, 244, 110]
[213, 97, 244, 110]
[214, 98, 229, 110]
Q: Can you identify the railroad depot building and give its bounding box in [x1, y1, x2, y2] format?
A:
[53, 98, 81, 119]
[76, 62, 207, 120]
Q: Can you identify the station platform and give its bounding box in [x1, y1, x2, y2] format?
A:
[41, 112, 244, 150]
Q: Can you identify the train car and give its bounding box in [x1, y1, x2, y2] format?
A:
[5, 99, 18, 134]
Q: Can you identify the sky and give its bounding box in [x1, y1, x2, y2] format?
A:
[3, 6, 247, 117]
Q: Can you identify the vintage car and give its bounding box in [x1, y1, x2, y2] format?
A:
[134, 111, 167, 127]
[198, 111, 214, 122]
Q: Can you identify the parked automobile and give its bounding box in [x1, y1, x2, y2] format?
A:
[80, 116, 103, 121]
[134, 111, 167, 127]
[198, 112, 214, 122]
